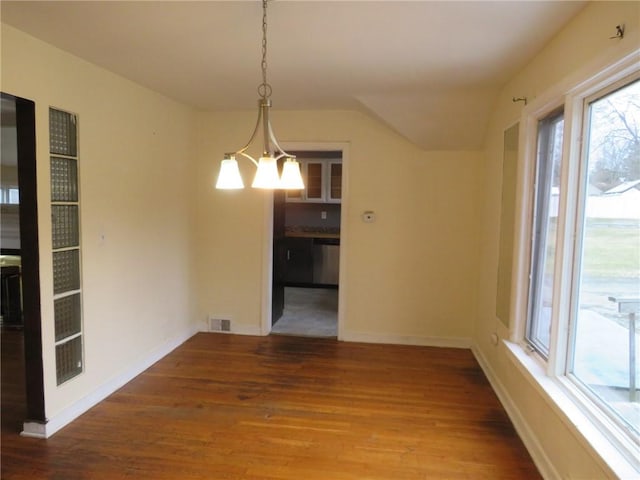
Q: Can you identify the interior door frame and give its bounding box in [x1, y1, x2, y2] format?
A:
[1, 92, 46, 424]
[261, 141, 349, 339]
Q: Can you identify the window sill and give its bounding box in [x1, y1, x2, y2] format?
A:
[503, 340, 639, 479]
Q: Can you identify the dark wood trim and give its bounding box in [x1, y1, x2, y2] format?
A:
[289, 150, 342, 159]
[272, 189, 286, 324]
[7, 93, 46, 423]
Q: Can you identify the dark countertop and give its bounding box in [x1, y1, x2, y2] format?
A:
[284, 226, 340, 239]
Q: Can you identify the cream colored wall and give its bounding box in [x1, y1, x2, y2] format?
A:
[475, 1, 639, 477]
[1, 24, 197, 419]
[196, 109, 482, 343]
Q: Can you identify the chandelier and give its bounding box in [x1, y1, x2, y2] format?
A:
[215, 0, 304, 190]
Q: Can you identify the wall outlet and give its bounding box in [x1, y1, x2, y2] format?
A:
[321, 211, 327, 220]
[209, 317, 231, 333]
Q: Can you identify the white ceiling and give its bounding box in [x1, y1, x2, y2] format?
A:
[0, 1, 586, 150]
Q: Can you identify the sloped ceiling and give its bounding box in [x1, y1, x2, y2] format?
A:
[0, 1, 586, 150]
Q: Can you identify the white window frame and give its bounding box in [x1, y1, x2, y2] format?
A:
[525, 108, 564, 359]
[509, 50, 640, 476]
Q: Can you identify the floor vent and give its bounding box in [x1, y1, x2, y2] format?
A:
[209, 318, 231, 333]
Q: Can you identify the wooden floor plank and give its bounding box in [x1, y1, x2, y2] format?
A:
[1, 332, 540, 479]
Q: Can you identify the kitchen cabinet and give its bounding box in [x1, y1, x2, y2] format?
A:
[305, 161, 324, 201]
[282, 237, 314, 284]
[280, 236, 340, 286]
[328, 161, 342, 202]
[287, 159, 341, 203]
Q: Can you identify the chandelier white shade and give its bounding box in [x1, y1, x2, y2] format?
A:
[251, 156, 281, 189]
[215, 158, 244, 189]
[280, 159, 305, 189]
[215, 0, 304, 191]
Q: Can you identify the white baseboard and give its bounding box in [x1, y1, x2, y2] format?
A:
[22, 325, 199, 439]
[340, 330, 472, 349]
[471, 343, 559, 480]
[20, 421, 47, 438]
[230, 324, 263, 336]
[198, 324, 263, 336]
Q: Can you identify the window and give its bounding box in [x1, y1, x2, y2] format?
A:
[527, 110, 564, 358]
[568, 78, 639, 435]
[49, 107, 84, 385]
[1, 187, 19, 204]
[522, 61, 639, 463]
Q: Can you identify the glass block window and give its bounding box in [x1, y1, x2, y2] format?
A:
[51, 157, 78, 202]
[52, 250, 80, 294]
[50, 107, 83, 386]
[51, 205, 79, 249]
[55, 336, 83, 385]
[49, 108, 77, 157]
[54, 294, 81, 342]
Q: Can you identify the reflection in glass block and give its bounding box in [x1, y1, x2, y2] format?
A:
[52, 205, 79, 249]
[56, 336, 83, 385]
[54, 294, 81, 342]
[53, 249, 80, 294]
[51, 157, 78, 202]
[49, 108, 77, 157]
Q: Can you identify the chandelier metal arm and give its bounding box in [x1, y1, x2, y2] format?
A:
[226, 98, 295, 166]
[267, 118, 294, 160]
[224, 101, 265, 167]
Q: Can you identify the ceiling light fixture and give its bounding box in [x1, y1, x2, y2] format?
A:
[215, 0, 303, 190]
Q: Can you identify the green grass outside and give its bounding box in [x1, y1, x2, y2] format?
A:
[582, 219, 640, 279]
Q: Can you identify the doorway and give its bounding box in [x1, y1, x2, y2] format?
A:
[271, 150, 342, 338]
[0, 92, 45, 433]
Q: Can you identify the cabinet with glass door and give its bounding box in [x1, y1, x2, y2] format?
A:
[286, 159, 341, 203]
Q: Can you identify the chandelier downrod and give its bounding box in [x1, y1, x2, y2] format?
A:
[215, 0, 303, 190]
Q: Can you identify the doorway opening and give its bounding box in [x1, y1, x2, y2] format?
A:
[1, 92, 45, 435]
[271, 150, 342, 338]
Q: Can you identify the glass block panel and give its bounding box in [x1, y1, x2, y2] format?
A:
[54, 294, 81, 342]
[53, 249, 80, 294]
[49, 108, 77, 156]
[51, 157, 78, 202]
[56, 336, 83, 385]
[52, 205, 79, 249]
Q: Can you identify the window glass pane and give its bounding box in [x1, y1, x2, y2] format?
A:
[571, 79, 639, 435]
[8, 188, 19, 204]
[527, 112, 564, 357]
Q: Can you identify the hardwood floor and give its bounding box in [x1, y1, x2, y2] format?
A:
[1, 333, 541, 479]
